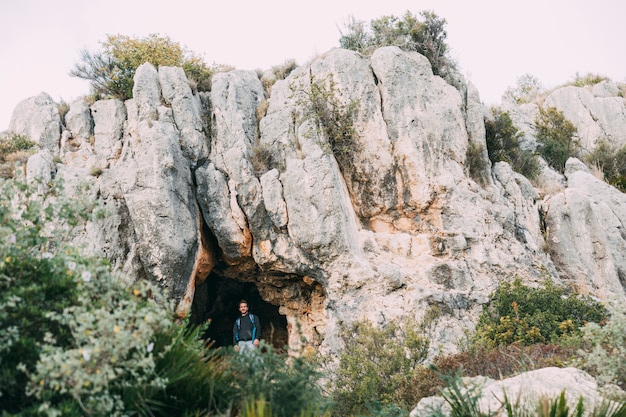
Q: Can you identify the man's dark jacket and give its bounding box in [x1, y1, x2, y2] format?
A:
[233, 313, 261, 345]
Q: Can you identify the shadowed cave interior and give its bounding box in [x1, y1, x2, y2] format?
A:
[190, 272, 289, 350]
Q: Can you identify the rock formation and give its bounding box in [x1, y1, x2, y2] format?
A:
[411, 367, 623, 416]
[7, 46, 626, 354]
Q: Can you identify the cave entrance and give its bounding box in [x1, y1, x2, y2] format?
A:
[190, 272, 289, 350]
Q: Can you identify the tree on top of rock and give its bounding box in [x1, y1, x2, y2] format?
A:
[70, 33, 221, 101]
[338, 10, 457, 78]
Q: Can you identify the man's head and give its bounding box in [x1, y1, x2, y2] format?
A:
[238, 299, 249, 316]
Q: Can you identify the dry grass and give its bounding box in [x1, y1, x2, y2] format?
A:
[411, 343, 579, 401]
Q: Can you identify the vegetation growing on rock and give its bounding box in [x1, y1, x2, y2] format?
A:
[485, 109, 540, 181]
[339, 10, 457, 78]
[70, 33, 222, 100]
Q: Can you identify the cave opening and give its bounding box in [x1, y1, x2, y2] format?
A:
[190, 272, 289, 350]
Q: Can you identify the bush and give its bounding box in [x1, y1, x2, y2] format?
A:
[485, 109, 540, 180]
[251, 142, 278, 175]
[330, 318, 429, 416]
[585, 140, 626, 192]
[0, 131, 36, 179]
[0, 179, 97, 413]
[70, 33, 219, 100]
[534, 107, 579, 173]
[228, 342, 330, 417]
[296, 74, 360, 173]
[339, 10, 457, 77]
[473, 278, 607, 348]
[578, 302, 626, 389]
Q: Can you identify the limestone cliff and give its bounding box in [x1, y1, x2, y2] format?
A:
[8, 46, 626, 354]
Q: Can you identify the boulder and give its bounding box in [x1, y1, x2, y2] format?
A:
[8, 92, 61, 153]
[411, 367, 618, 417]
[542, 158, 626, 298]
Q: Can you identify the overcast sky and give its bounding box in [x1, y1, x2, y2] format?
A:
[1, 0, 624, 130]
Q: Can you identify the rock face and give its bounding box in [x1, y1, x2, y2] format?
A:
[8, 46, 626, 353]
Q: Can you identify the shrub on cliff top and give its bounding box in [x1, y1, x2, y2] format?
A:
[70, 33, 220, 100]
[339, 10, 457, 78]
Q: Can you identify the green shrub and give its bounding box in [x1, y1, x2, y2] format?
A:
[585, 140, 626, 192]
[0, 178, 237, 416]
[0, 242, 80, 413]
[0, 179, 98, 413]
[339, 10, 457, 77]
[70, 33, 220, 100]
[473, 278, 607, 348]
[485, 109, 540, 180]
[228, 342, 330, 417]
[0, 131, 37, 178]
[331, 318, 429, 416]
[578, 302, 626, 389]
[296, 74, 360, 173]
[534, 107, 579, 173]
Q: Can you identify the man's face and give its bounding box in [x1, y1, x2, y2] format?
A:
[239, 302, 249, 316]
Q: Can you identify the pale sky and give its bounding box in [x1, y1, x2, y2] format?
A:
[1, 0, 624, 130]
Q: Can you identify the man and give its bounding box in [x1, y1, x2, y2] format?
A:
[233, 299, 261, 353]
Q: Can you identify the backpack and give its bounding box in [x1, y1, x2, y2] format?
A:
[235, 313, 257, 342]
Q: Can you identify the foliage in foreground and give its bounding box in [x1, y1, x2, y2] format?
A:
[228, 342, 331, 417]
[0, 177, 329, 417]
[473, 278, 607, 348]
[330, 318, 429, 416]
[70, 33, 221, 100]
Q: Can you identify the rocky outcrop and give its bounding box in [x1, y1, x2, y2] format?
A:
[412, 367, 621, 416]
[8, 46, 626, 354]
[543, 82, 626, 151]
[9, 92, 61, 153]
[542, 158, 626, 297]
